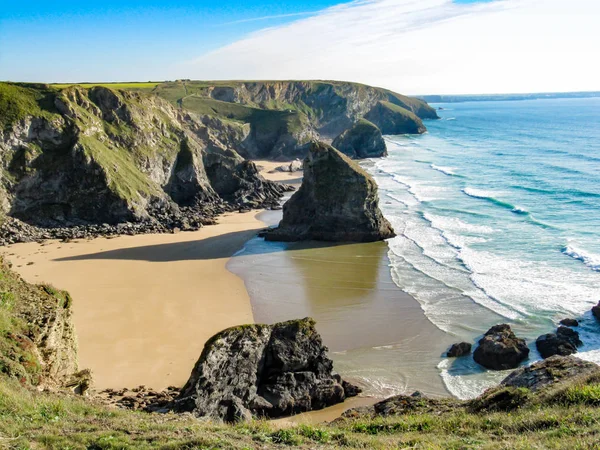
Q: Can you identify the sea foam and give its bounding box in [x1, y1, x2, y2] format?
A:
[562, 244, 600, 272]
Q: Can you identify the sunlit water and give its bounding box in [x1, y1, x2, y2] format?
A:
[366, 98, 600, 398]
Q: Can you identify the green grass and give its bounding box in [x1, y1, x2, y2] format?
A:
[3, 374, 600, 449]
[0, 82, 59, 130]
[50, 82, 160, 91]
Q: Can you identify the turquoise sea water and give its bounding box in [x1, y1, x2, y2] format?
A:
[367, 97, 600, 398]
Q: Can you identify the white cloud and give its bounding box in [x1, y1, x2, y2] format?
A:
[180, 0, 600, 95]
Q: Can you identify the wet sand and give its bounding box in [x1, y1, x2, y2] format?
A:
[229, 212, 454, 400]
[1, 211, 264, 390]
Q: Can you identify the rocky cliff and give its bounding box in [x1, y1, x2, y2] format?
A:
[175, 318, 359, 422]
[0, 257, 79, 388]
[266, 142, 395, 242]
[332, 119, 387, 158]
[0, 82, 288, 242]
[154, 80, 437, 160]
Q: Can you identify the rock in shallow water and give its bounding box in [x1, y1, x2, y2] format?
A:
[447, 342, 472, 358]
[174, 317, 360, 422]
[473, 324, 530, 370]
[266, 141, 395, 242]
[536, 326, 582, 359]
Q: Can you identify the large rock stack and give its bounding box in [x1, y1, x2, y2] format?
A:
[174, 318, 360, 422]
[266, 141, 395, 242]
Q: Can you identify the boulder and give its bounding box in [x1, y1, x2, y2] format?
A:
[175, 318, 360, 422]
[447, 342, 472, 358]
[559, 318, 579, 327]
[332, 119, 387, 159]
[473, 324, 530, 370]
[266, 142, 395, 242]
[536, 326, 583, 359]
[592, 301, 600, 319]
[501, 355, 600, 392]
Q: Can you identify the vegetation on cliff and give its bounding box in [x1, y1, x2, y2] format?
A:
[0, 82, 287, 241]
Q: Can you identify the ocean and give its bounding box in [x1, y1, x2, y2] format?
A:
[230, 97, 600, 401]
[368, 97, 600, 398]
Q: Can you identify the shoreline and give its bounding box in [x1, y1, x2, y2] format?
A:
[1, 157, 454, 423]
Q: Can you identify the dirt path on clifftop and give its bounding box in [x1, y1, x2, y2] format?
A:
[1, 212, 264, 390]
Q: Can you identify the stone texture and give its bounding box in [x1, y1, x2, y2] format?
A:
[266, 141, 395, 242]
[536, 326, 583, 359]
[473, 324, 530, 370]
[501, 355, 600, 392]
[174, 318, 359, 422]
[559, 318, 579, 327]
[447, 342, 472, 358]
[332, 119, 386, 159]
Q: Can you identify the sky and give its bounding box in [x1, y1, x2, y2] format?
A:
[1, 0, 598, 94]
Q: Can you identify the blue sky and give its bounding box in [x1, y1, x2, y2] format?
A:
[1, 0, 598, 94]
[1, 0, 344, 82]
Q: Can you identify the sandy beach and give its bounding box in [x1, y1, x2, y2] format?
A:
[1, 157, 452, 423]
[1, 211, 264, 390]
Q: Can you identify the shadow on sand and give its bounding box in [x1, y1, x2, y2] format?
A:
[53, 230, 353, 263]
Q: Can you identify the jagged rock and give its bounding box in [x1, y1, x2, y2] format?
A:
[501, 355, 600, 392]
[266, 142, 395, 242]
[473, 324, 530, 370]
[332, 119, 386, 159]
[0, 83, 286, 242]
[365, 101, 427, 135]
[592, 301, 600, 319]
[536, 326, 583, 359]
[560, 318, 579, 327]
[174, 318, 359, 422]
[447, 342, 472, 357]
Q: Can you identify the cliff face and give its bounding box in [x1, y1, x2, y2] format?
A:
[266, 142, 395, 242]
[154, 80, 437, 160]
[0, 83, 286, 238]
[332, 119, 387, 158]
[0, 257, 78, 388]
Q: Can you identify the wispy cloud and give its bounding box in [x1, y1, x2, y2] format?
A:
[218, 10, 324, 26]
[179, 0, 599, 95]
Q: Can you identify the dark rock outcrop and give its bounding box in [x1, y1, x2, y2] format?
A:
[536, 326, 582, 359]
[365, 101, 427, 135]
[447, 342, 472, 358]
[266, 142, 395, 242]
[500, 355, 600, 392]
[174, 318, 360, 422]
[473, 324, 530, 370]
[332, 119, 386, 159]
[592, 301, 600, 319]
[560, 318, 579, 327]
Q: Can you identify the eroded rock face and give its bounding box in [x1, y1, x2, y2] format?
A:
[473, 324, 530, 370]
[501, 355, 600, 392]
[266, 142, 395, 242]
[175, 318, 359, 422]
[536, 326, 582, 359]
[0, 84, 286, 242]
[332, 119, 386, 159]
